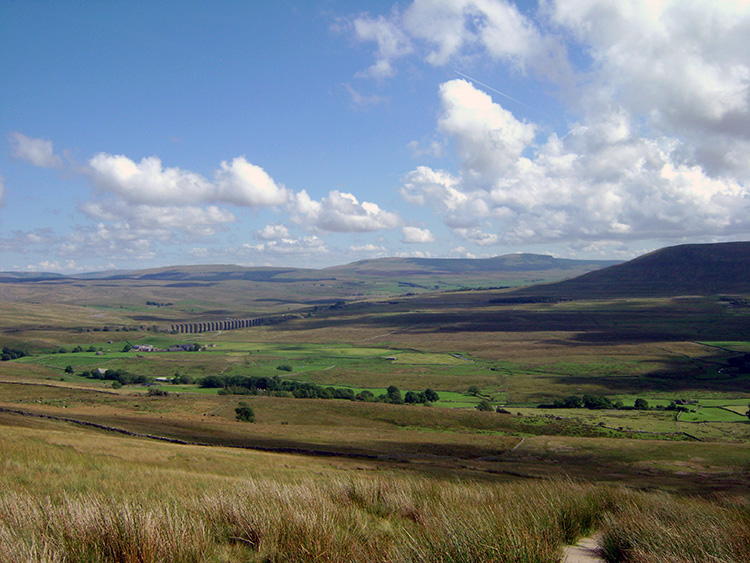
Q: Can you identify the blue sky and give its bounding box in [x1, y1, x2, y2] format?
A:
[2, 0, 749, 273]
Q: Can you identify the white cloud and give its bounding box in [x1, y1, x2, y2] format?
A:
[59, 223, 160, 260]
[88, 154, 212, 205]
[453, 228, 500, 246]
[81, 199, 235, 237]
[87, 153, 288, 208]
[0, 229, 57, 253]
[448, 246, 477, 258]
[254, 223, 291, 240]
[9, 132, 63, 168]
[242, 235, 328, 255]
[547, 0, 750, 178]
[290, 189, 401, 233]
[23, 260, 79, 273]
[353, 12, 413, 78]
[214, 157, 289, 207]
[403, 78, 750, 246]
[353, 0, 572, 83]
[344, 84, 387, 107]
[401, 226, 435, 243]
[438, 79, 536, 180]
[401, 166, 466, 209]
[349, 243, 387, 253]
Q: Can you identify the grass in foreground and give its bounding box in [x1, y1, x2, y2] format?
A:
[1, 419, 749, 563]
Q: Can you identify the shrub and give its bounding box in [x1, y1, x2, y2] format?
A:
[386, 385, 403, 404]
[424, 388, 440, 402]
[475, 400, 493, 411]
[277, 364, 293, 372]
[235, 402, 255, 422]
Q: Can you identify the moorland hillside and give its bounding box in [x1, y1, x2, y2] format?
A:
[511, 241, 750, 299]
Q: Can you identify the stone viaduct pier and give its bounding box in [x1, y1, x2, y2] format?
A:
[169, 314, 296, 334]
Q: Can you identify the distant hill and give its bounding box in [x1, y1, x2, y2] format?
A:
[0, 254, 618, 284]
[0, 272, 66, 282]
[323, 254, 619, 277]
[511, 242, 750, 299]
[0, 254, 619, 313]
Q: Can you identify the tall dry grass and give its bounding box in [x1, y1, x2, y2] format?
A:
[0, 475, 616, 563]
[2, 472, 749, 562]
[600, 490, 750, 562]
[1, 422, 748, 562]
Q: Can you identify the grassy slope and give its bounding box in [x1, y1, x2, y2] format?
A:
[1, 406, 750, 562]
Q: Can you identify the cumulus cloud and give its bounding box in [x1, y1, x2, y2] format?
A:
[13, 138, 402, 264]
[10, 132, 63, 168]
[214, 157, 289, 207]
[359, 0, 750, 248]
[401, 226, 435, 243]
[88, 154, 212, 205]
[438, 79, 536, 181]
[403, 78, 750, 246]
[254, 223, 291, 240]
[87, 154, 288, 208]
[289, 189, 401, 233]
[85, 153, 400, 238]
[547, 0, 750, 178]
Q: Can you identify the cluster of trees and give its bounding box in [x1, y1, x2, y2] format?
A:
[199, 375, 439, 404]
[1, 346, 28, 361]
[378, 385, 440, 405]
[541, 395, 650, 410]
[172, 373, 193, 384]
[146, 301, 174, 307]
[55, 345, 98, 354]
[79, 368, 153, 386]
[202, 374, 357, 400]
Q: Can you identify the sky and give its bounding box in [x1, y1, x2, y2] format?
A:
[2, 0, 750, 273]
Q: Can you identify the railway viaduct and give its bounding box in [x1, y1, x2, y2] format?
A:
[169, 314, 295, 334]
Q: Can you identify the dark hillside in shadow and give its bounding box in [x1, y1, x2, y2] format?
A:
[509, 242, 750, 299]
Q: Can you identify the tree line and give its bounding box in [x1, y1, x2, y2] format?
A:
[200, 375, 439, 404]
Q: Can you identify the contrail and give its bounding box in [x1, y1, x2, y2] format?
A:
[453, 69, 534, 111]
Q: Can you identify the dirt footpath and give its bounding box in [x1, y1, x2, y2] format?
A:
[561, 534, 605, 563]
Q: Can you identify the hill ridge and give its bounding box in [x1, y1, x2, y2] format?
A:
[511, 241, 750, 298]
